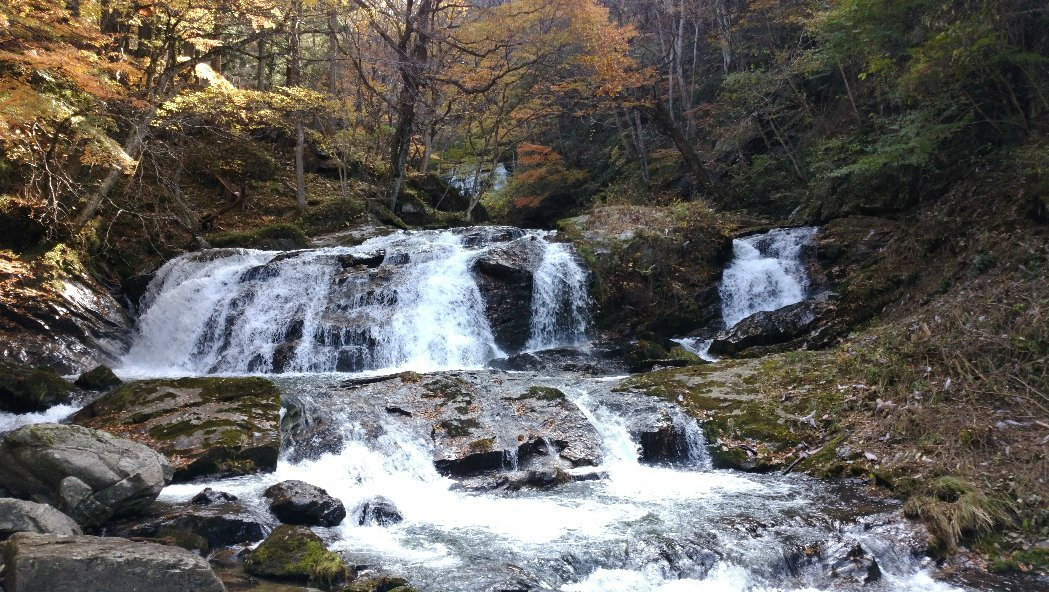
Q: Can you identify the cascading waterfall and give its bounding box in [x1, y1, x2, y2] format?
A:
[159, 377, 964, 592]
[120, 228, 591, 375]
[526, 240, 591, 351]
[719, 226, 818, 328]
[676, 227, 818, 360]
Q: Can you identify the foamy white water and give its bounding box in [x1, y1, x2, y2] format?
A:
[0, 404, 81, 433]
[120, 229, 590, 376]
[719, 227, 817, 328]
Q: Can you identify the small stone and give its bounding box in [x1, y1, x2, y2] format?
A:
[352, 496, 403, 527]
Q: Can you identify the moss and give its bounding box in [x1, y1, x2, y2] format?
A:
[505, 386, 567, 402]
[398, 371, 422, 383]
[0, 361, 75, 413]
[438, 418, 480, 438]
[74, 365, 122, 391]
[301, 198, 367, 235]
[245, 525, 347, 588]
[468, 438, 495, 453]
[207, 223, 309, 250]
[988, 548, 1049, 574]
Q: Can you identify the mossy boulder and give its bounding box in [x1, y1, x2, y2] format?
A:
[625, 340, 703, 373]
[206, 223, 309, 250]
[0, 361, 75, 413]
[72, 377, 281, 482]
[244, 524, 347, 587]
[74, 365, 122, 392]
[558, 205, 732, 339]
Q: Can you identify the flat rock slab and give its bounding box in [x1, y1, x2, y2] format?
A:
[0, 423, 172, 527]
[2, 532, 225, 592]
[73, 376, 281, 482]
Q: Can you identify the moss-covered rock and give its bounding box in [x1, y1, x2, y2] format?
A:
[625, 340, 704, 373]
[616, 362, 809, 472]
[74, 365, 122, 392]
[558, 205, 732, 339]
[0, 361, 75, 413]
[72, 377, 281, 482]
[244, 524, 347, 588]
[206, 223, 309, 250]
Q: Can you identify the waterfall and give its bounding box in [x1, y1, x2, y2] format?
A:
[526, 240, 591, 351]
[120, 228, 592, 375]
[719, 226, 818, 328]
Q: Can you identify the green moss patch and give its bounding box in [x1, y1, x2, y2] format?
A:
[245, 525, 346, 588]
[72, 376, 281, 481]
[207, 223, 309, 250]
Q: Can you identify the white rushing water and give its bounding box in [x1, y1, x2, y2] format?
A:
[158, 375, 967, 592]
[675, 227, 818, 360]
[719, 227, 818, 328]
[527, 240, 592, 351]
[119, 229, 590, 375]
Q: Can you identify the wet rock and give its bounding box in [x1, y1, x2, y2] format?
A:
[487, 346, 625, 375]
[343, 576, 417, 592]
[190, 487, 238, 505]
[0, 362, 75, 413]
[110, 500, 268, 550]
[0, 498, 81, 538]
[288, 371, 602, 485]
[1, 532, 225, 592]
[786, 541, 881, 585]
[472, 237, 545, 353]
[336, 250, 385, 269]
[73, 365, 122, 392]
[0, 423, 171, 527]
[72, 377, 281, 482]
[352, 496, 403, 526]
[244, 525, 347, 585]
[708, 293, 837, 356]
[0, 249, 132, 374]
[264, 480, 346, 527]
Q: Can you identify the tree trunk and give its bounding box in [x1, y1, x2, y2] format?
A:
[647, 96, 710, 194]
[288, 0, 306, 212]
[73, 109, 155, 230]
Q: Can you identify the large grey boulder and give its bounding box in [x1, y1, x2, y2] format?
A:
[1, 532, 225, 592]
[0, 499, 81, 539]
[0, 423, 172, 527]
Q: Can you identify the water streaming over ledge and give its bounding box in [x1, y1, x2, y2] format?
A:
[104, 224, 990, 591]
[119, 228, 591, 376]
[676, 227, 818, 360]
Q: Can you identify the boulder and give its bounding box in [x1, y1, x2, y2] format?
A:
[352, 496, 403, 527]
[708, 293, 836, 356]
[73, 365, 122, 392]
[0, 423, 171, 527]
[110, 500, 268, 551]
[1, 532, 225, 592]
[471, 237, 545, 353]
[0, 362, 75, 413]
[0, 248, 132, 374]
[72, 377, 281, 482]
[264, 480, 346, 527]
[0, 499, 81, 538]
[558, 205, 732, 338]
[244, 525, 347, 586]
[285, 371, 602, 484]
